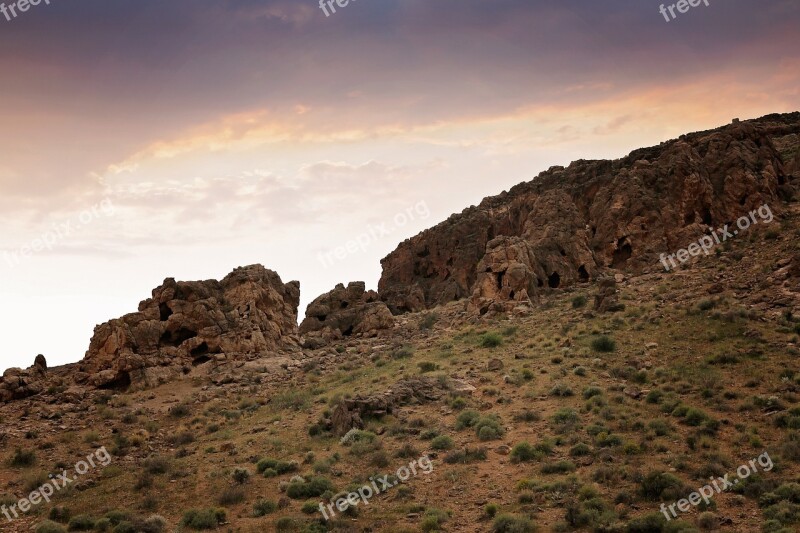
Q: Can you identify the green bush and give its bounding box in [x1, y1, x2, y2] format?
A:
[431, 435, 454, 450]
[591, 336, 616, 353]
[35, 522, 67, 533]
[10, 447, 36, 467]
[492, 513, 537, 532]
[572, 295, 588, 309]
[286, 476, 335, 499]
[253, 499, 278, 517]
[480, 333, 504, 348]
[180, 509, 226, 530]
[640, 471, 686, 501]
[455, 410, 481, 430]
[67, 515, 95, 531]
[475, 415, 505, 441]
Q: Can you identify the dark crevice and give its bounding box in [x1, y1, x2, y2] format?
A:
[578, 265, 590, 282]
[159, 303, 173, 321]
[98, 371, 131, 391]
[548, 272, 561, 289]
[612, 238, 632, 268]
[160, 327, 198, 347]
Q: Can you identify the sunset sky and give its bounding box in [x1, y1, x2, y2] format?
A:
[0, 0, 798, 372]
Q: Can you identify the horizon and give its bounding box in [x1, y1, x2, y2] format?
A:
[1, 0, 799, 374]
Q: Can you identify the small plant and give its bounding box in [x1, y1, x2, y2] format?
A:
[232, 468, 250, 484]
[431, 435, 454, 450]
[67, 515, 95, 531]
[286, 476, 335, 499]
[10, 447, 36, 467]
[180, 509, 226, 530]
[591, 336, 616, 353]
[572, 295, 588, 308]
[252, 499, 278, 517]
[480, 333, 504, 348]
[484, 503, 499, 518]
[492, 514, 536, 532]
[35, 521, 67, 533]
[418, 361, 438, 373]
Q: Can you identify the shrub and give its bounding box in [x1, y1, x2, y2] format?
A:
[420, 508, 450, 531]
[431, 435, 454, 450]
[168, 404, 190, 418]
[67, 515, 95, 531]
[572, 295, 588, 309]
[444, 447, 487, 464]
[49, 506, 71, 523]
[480, 333, 503, 348]
[180, 509, 226, 530]
[541, 460, 576, 474]
[419, 313, 439, 330]
[143, 456, 170, 475]
[253, 499, 278, 517]
[492, 513, 537, 532]
[511, 441, 552, 463]
[591, 336, 616, 353]
[640, 471, 686, 501]
[232, 468, 250, 484]
[475, 415, 505, 441]
[455, 410, 481, 430]
[36, 521, 67, 533]
[217, 487, 246, 506]
[256, 458, 298, 475]
[418, 362, 438, 373]
[583, 386, 603, 399]
[485, 503, 499, 518]
[10, 448, 36, 467]
[286, 476, 335, 499]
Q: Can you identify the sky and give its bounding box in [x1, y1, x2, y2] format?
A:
[0, 0, 798, 373]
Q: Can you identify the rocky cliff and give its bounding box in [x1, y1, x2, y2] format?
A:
[80, 265, 301, 390]
[378, 113, 800, 314]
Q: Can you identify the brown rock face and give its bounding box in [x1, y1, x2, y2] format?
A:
[299, 282, 394, 343]
[0, 355, 48, 402]
[82, 265, 300, 390]
[379, 114, 800, 313]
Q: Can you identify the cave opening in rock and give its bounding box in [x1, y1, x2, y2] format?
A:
[548, 272, 561, 288]
[99, 371, 131, 391]
[578, 265, 589, 282]
[159, 303, 173, 321]
[496, 270, 506, 289]
[192, 355, 212, 366]
[340, 301, 349, 309]
[160, 327, 198, 347]
[612, 238, 632, 268]
[191, 341, 209, 358]
[342, 325, 354, 336]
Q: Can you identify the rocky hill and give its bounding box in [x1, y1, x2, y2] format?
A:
[2, 112, 800, 533]
[379, 113, 800, 315]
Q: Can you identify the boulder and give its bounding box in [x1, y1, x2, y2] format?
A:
[300, 282, 394, 343]
[82, 265, 300, 390]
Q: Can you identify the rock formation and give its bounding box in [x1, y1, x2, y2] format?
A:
[379, 114, 800, 313]
[299, 282, 393, 347]
[81, 265, 301, 390]
[0, 355, 48, 402]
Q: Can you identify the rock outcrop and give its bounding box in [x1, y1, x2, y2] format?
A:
[327, 377, 456, 436]
[0, 355, 47, 402]
[299, 282, 394, 346]
[379, 114, 800, 313]
[81, 265, 300, 390]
